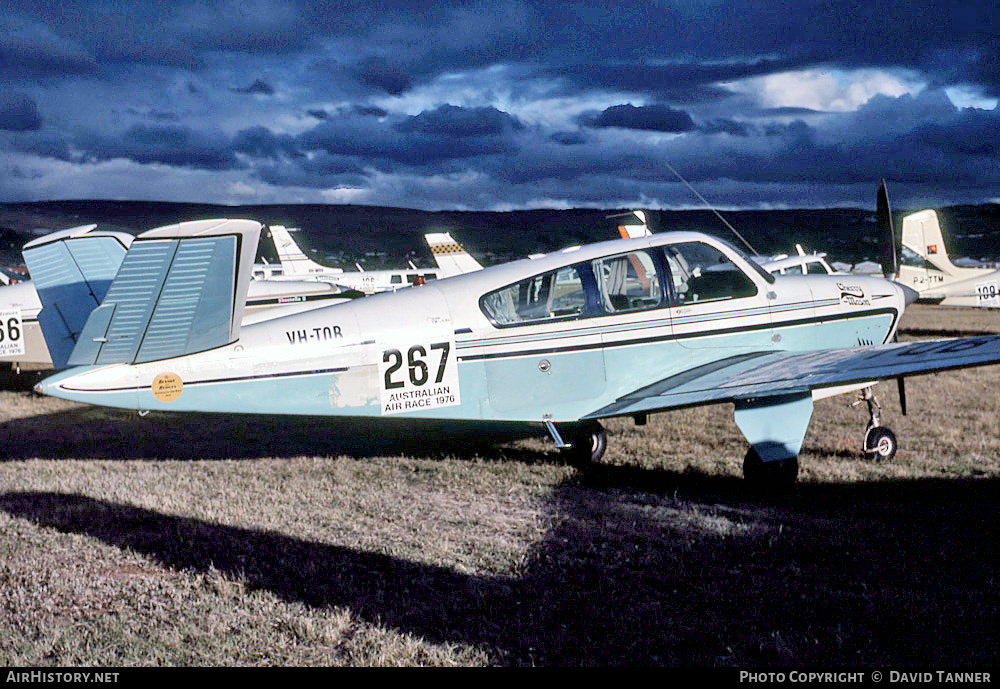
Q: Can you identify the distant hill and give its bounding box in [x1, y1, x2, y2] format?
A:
[1, 200, 998, 271]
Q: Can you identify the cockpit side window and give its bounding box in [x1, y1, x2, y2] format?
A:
[661, 242, 759, 305]
[481, 265, 587, 326]
[591, 250, 663, 313]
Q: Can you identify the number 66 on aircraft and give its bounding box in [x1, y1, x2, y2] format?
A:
[31, 218, 1000, 487]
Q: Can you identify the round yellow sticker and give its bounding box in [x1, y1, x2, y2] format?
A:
[152, 372, 183, 402]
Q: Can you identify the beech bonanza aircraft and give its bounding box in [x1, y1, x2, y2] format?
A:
[31, 219, 1000, 487]
[879, 180, 1000, 307]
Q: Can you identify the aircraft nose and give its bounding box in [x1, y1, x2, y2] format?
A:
[899, 283, 919, 306]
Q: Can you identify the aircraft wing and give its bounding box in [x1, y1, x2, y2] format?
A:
[584, 335, 1000, 419]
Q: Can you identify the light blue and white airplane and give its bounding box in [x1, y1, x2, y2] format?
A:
[31, 219, 1000, 486]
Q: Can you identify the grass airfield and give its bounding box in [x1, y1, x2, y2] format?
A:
[1, 304, 997, 666]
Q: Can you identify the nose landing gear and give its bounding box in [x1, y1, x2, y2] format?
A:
[854, 386, 898, 461]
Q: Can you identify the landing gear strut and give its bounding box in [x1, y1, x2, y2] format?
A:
[546, 419, 607, 467]
[853, 386, 898, 461]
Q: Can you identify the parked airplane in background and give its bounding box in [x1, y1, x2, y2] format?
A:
[879, 180, 1000, 307]
[757, 245, 842, 276]
[32, 219, 1000, 487]
[0, 224, 129, 371]
[608, 210, 652, 239]
[610, 209, 842, 276]
[2, 221, 357, 371]
[265, 225, 477, 293]
[425, 232, 483, 276]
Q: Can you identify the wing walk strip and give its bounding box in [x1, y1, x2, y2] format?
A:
[457, 308, 900, 361]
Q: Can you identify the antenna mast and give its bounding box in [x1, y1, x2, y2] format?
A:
[664, 161, 759, 256]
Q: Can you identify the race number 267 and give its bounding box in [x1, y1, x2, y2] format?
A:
[383, 342, 450, 389]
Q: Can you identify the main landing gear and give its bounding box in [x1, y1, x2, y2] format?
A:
[853, 385, 898, 461]
[547, 419, 607, 467]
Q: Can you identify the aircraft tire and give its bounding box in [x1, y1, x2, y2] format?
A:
[863, 426, 897, 462]
[742, 448, 798, 488]
[561, 421, 607, 467]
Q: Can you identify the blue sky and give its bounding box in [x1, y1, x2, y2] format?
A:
[2, 1, 999, 209]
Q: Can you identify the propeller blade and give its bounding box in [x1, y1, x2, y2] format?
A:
[897, 376, 907, 416]
[877, 179, 898, 277]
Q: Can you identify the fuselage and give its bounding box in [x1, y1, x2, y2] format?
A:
[40, 232, 910, 422]
[897, 264, 1000, 307]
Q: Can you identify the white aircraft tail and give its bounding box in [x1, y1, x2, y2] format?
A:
[23, 225, 134, 368]
[609, 210, 652, 238]
[425, 232, 482, 277]
[900, 210, 962, 273]
[269, 225, 341, 277]
[67, 219, 262, 366]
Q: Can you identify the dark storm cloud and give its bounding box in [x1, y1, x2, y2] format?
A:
[550, 131, 587, 146]
[233, 126, 299, 159]
[4, 1, 315, 69]
[760, 107, 830, 117]
[255, 152, 368, 189]
[69, 124, 241, 171]
[0, 94, 43, 132]
[0, 13, 98, 79]
[581, 104, 696, 133]
[700, 119, 752, 137]
[5, 2, 999, 92]
[297, 105, 523, 167]
[356, 57, 413, 96]
[455, 88, 1000, 200]
[351, 105, 389, 118]
[4, 1, 1000, 208]
[309, 105, 388, 121]
[232, 80, 275, 96]
[395, 105, 524, 137]
[548, 59, 810, 102]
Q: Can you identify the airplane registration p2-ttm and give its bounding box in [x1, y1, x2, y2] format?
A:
[33, 220, 1000, 487]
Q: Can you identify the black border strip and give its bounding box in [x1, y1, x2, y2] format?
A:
[461, 308, 900, 362]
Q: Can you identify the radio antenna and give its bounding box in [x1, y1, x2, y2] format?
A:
[664, 161, 759, 256]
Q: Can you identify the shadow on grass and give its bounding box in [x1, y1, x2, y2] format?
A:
[2, 467, 998, 666]
[0, 401, 548, 463]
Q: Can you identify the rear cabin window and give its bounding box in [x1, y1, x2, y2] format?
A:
[592, 250, 662, 313]
[806, 261, 829, 275]
[662, 242, 758, 304]
[481, 265, 586, 325]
